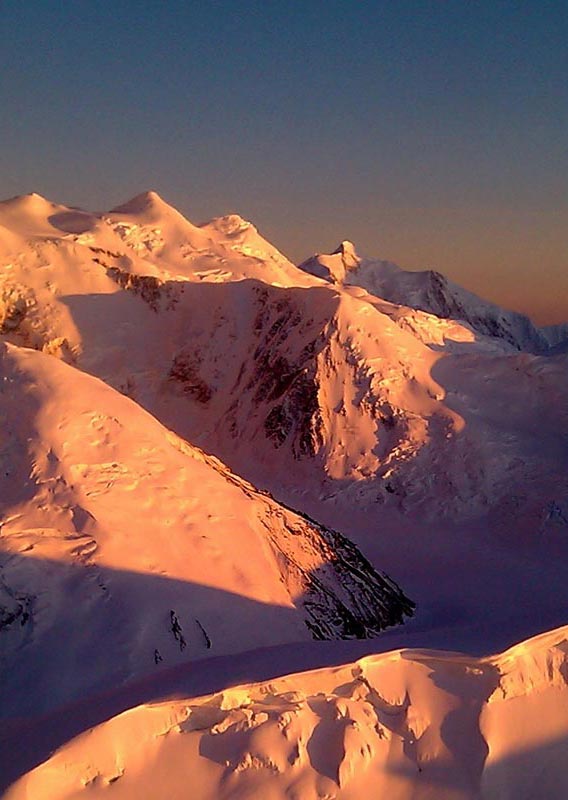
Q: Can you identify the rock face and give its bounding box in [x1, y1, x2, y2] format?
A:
[258, 503, 415, 639]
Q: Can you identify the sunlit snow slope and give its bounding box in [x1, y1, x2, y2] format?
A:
[6, 626, 568, 800]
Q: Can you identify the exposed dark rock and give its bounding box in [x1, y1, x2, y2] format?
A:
[167, 352, 213, 403]
[242, 293, 326, 458]
[0, 580, 33, 633]
[89, 246, 123, 259]
[104, 265, 180, 312]
[106, 267, 163, 311]
[169, 609, 187, 651]
[195, 618, 212, 649]
[260, 506, 415, 639]
[264, 368, 323, 458]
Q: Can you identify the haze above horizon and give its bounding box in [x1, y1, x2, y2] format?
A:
[1, 1, 566, 323]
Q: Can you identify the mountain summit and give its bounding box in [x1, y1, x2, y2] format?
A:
[299, 239, 361, 283]
[299, 242, 563, 353]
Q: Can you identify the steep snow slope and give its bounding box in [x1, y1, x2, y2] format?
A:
[0, 342, 413, 719]
[6, 625, 568, 800]
[299, 241, 560, 353]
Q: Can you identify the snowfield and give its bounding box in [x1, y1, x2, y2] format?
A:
[1, 190, 567, 798]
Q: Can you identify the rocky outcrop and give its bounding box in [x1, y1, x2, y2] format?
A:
[105, 265, 180, 312]
[262, 506, 414, 638]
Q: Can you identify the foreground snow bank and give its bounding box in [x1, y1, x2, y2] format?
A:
[7, 625, 568, 800]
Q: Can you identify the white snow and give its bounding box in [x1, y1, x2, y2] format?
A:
[299, 241, 555, 353]
[5, 626, 568, 799]
[1, 190, 567, 799]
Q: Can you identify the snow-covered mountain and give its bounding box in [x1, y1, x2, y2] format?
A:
[299, 240, 568, 353]
[1, 190, 567, 798]
[1, 192, 568, 643]
[0, 190, 314, 288]
[2, 193, 566, 526]
[0, 340, 413, 719]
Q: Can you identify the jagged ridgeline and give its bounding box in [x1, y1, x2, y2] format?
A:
[272, 510, 416, 639]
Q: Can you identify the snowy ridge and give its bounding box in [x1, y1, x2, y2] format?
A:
[0, 191, 316, 287]
[299, 240, 565, 353]
[6, 625, 568, 800]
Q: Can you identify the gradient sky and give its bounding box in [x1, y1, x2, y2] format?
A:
[1, 1, 566, 322]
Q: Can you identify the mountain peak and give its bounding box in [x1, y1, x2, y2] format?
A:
[1, 191, 56, 210]
[333, 240, 357, 256]
[110, 190, 168, 215]
[298, 240, 362, 284]
[331, 240, 360, 270]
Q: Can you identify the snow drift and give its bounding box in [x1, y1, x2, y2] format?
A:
[6, 625, 568, 800]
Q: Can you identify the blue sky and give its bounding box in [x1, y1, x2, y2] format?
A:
[1, 1, 566, 321]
